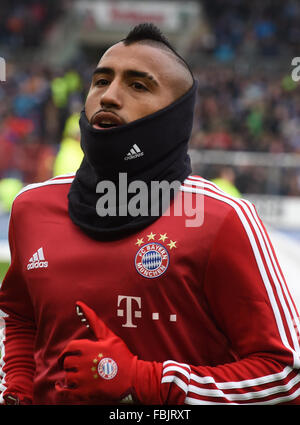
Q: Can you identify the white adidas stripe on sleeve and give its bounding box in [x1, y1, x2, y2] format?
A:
[163, 176, 300, 404]
[15, 175, 75, 200]
[182, 176, 300, 363]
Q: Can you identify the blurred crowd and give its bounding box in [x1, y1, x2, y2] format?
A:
[0, 0, 63, 49]
[0, 62, 86, 183]
[199, 0, 300, 60]
[189, 0, 300, 196]
[0, 0, 300, 211]
[191, 67, 300, 154]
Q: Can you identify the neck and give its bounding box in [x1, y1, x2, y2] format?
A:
[68, 81, 197, 240]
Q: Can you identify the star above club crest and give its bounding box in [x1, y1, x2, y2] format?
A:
[91, 353, 103, 379]
[91, 368, 98, 379]
[159, 233, 168, 242]
[92, 353, 103, 364]
[167, 240, 177, 250]
[135, 238, 144, 246]
[135, 232, 177, 250]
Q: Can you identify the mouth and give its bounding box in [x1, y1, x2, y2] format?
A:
[91, 111, 125, 130]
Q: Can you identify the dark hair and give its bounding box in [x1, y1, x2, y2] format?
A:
[122, 23, 194, 79]
[123, 23, 174, 50]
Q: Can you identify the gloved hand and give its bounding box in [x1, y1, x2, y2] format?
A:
[55, 301, 163, 404]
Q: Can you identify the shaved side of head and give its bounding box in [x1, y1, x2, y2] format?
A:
[121, 23, 194, 96]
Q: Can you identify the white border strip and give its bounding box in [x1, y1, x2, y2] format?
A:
[190, 366, 294, 389]
[16, 177, 74, 199]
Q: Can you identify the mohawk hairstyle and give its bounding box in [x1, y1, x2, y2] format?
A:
[123, 22, 174, 50]
[122, 23, 194, 80]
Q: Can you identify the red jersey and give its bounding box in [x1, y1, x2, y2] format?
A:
[0, 174, 300, 404]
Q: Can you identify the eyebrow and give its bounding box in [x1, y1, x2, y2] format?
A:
[92, 66, 159, 86]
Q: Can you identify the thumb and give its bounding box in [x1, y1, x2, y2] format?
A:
[76, 301, 114, 340]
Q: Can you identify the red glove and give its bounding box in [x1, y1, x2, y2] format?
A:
[55, 301, 163, 404]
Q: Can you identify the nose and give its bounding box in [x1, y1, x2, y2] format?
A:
[100, 80, 122, 109]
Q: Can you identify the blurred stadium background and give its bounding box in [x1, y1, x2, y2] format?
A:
[0, 0, 299, 307]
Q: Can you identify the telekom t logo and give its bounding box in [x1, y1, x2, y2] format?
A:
[117, 295, 177, 327]
[117, 295, 142, 328]
[0, 57, 6, 82]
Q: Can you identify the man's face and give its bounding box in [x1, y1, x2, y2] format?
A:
[85, 42, 190, 129]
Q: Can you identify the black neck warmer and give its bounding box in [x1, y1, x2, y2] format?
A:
[68, 80, 197, 241]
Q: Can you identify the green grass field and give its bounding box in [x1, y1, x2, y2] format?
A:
[0, 262, 9, 284]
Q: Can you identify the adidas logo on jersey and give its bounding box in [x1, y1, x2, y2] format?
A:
[124, 144, 144, 160]
[120, 393, 134, 404]
[27, 247, 48, 270]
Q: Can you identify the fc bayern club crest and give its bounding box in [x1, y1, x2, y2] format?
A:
[135, 242, 170, 279]
[97, 357, 118, 380]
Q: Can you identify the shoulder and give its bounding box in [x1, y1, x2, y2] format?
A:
[180, 174, 243, 211]
[16, 174, 74, 199]
[180, 175, 259, 228]
[12, 174, 75, 211]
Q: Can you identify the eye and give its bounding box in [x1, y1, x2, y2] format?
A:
[131, 82, 148, 91]
[94, 78, 110, 87]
